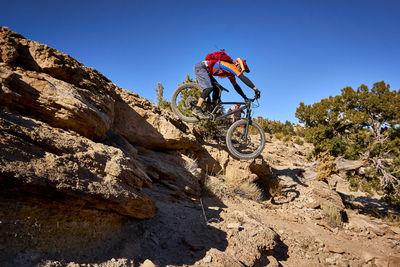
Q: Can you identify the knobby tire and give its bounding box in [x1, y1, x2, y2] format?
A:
[171, 82, 201, 123]
[226, 119, 265, 160]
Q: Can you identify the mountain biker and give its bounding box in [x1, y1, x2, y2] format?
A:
[193, 53, 261, 119]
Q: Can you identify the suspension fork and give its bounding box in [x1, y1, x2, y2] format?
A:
[242, 104, 252, 141]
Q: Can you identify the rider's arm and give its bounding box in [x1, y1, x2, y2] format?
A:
[229, 76, 247, 100]
[238, 73, 257, 90]
[220, 61, 258, 92]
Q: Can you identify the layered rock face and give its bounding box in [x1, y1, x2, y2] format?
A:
[0, 27, 273, 219]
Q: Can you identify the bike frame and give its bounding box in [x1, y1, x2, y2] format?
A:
[206, 83, 255, 141]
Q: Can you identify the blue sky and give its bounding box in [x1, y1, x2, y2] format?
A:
[2, 0, 400, 123]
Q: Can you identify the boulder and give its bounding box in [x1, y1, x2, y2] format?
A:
[0, 110, 156, 219]
[0, 26, 115, 140]
[198, 145, 274, 192]
[0, 64, 114, 140]
[113, 87, 198, 149]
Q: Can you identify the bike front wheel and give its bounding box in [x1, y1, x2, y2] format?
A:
[170, 82, 202, 123]
[226, 119, 266, 160]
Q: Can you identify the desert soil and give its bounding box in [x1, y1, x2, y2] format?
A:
[2, 137, 399, 267]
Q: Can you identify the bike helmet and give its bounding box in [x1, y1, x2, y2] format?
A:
[234, 58, 250, 73]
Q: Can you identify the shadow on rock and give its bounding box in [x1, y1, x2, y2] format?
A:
[338, 191, 399, 218]
[0, 186, 228, 267]
[121, 196, 228, 266]
[272, 167, 308, 187]
[257, 234, 289, 267]
[271, 184, 301, 205]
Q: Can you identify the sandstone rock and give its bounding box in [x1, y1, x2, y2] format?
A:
[203, 255, 212, 263]
[310, 180, 345, 211]
[140, 259, 158, 267]
[362, 250, 381, 263]
[324, 244, 346, 254]
[225, 226, 277, 266]
[0, 64, 115, 140]
[136, 149, 201, 197]
[227, 223, 241, 229]
[266, 256, 279, 267]
[0, 27, 210, 220]
[199, 248, 243, 267]
[198, 145, 275, 197]
[0, 110, 156, 218]
[0, 28, 117, 140]
[388, 256, 400, 266]
[113, 88, 198, 150]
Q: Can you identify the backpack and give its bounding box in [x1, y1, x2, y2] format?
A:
[205, 50, 234, 75]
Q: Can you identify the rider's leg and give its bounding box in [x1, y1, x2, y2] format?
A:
[193, 62, 214, 118]
[211, 86, 219, 104]
[194, 62, 213, 108]
[193, 87, 213, 118]
[196, 87, 213, 106]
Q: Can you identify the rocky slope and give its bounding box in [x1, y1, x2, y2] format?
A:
[0, 27, 399, 266]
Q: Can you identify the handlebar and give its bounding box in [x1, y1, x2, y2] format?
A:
[247, 95, 260, 103]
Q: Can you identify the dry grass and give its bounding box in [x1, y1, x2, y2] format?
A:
[183, 153, 200, 177]
[321, 204, 343, 228]
[203, 174, 229, 199]
[234, 182, 263, 201]
[203, 173, 264, 202]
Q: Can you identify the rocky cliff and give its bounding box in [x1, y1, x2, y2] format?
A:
[1, 27, 399, 267]
[0, 26, 271, 219]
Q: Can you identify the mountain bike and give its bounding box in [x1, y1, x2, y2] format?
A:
[171, 81, 265, 160]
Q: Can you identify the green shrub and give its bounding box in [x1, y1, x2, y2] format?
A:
[349, 175, 360, 192]
[274, 132, 284, 140]
[306, 152, 314, 162]
[294, 137, 304, 145]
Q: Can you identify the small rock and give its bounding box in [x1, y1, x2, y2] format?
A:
[307, 201, 321, 209]
[362, 251, 379, 263]
[227, 223, 241, 229]
[325, 257, 336, 264]
[182, 238, 204, 251]
[324, 244, 345, 254]
[140, 259, 157, 267]
[266, 256, 279, 267]
[373, 257, 389, 267]
[203, 255, 212, 263]
[388, 256, 400, 266]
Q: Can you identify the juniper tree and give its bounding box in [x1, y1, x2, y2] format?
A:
[296, 81, 400, 207]
[155, 82, 170, 110]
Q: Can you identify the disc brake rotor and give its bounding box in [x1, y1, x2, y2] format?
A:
[183, 96, 197, 110]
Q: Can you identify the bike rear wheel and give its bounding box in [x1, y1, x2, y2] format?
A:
[226, 119, 265, 160]
[171, 82, 202, 123]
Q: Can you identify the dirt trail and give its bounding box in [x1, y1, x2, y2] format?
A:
[2, 138, 400, 267]
[133, 138, 400, 266]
